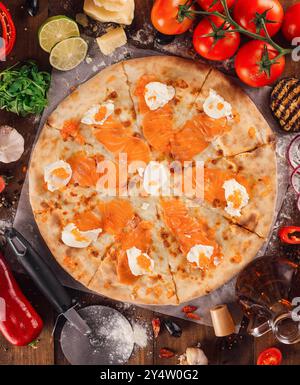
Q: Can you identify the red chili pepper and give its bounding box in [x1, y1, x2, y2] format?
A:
[152, 318, 161, 338]
[181, 305, 198, 313]
[185, 312, 201, 320]
[278, 226, 300, 245]
[159, 348, 175, 359]
[0, 252, 43, 346]
[0, 176, 5, 193]
[0, 2, 16, 58]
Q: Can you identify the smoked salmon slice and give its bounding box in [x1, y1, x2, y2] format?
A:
[142, 105, 173, 153]
[95, 118, 151, 164]
[171, 115, 229, 162]
[204, 169, 250, 207]
[61, 120, 85, 145]
[73, 211, 102, 231]
[160, 199, 221, 269]
[171, 120, 209, 161]
[134, 74, 157, 114]
[67, 152, 99, 187]
[116, 220, 153, 285]
[99, 199, 135, 235]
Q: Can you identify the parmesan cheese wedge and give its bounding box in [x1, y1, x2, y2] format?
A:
[93, 0, 127, 12]
[84, 0, 134, 25]
[96, 27, 127, 56]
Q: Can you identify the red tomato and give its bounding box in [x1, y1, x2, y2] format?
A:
[193, 16, 240, 61]
[282, 3, 300, 42]
[233, 0, 284, 37]
[0, 176, 5, 193]
[257, 347, 282, 365]
[235, 40, 285, 87]
[151, 0, 195, 35]
[197, 0, 235, 11]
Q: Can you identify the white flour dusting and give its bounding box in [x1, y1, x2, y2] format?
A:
[132, 322, 148, 348]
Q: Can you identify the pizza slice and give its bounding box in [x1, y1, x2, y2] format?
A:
[123, 56, 210, 157]
[32, 203, 113, 286]
[199, 144, 277, 238]
[170, 69, 275, 163]
[157, 198, 264, 303]
[88, 200, 178, 305]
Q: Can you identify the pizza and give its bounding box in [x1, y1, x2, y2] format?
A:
[29, 56, 277, 305]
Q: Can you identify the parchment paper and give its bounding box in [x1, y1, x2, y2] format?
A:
[13, 38, 290, 326]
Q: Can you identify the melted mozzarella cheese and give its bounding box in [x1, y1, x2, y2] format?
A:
[144, 82, 175, 111]
[223, 179, 249, 217]
[61, 223, 102, 248]
[143, 161, 170, 196]
[81, 102, 114, 125]
[203, 89, 232, 119]
[126, 246, 154, 276]
[187, 244, 214, 268]
[44, 160, 72, 192]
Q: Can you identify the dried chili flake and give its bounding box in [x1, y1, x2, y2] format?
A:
[152, 318, 161, 338]
[159, 348, 175, 359]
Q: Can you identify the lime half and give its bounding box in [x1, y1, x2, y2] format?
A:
[39, 16, 80, 53]
[50, 37, 88, 71]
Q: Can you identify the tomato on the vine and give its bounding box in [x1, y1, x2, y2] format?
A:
[196, 0, 235, 11]
[0, 176, 6, 193]
[282, 3, 300, 42]
[151, 0, 195, 35]
[235, 40, 285, 87]
[233, 0, 284, 37]
[193, 16, 240, 61]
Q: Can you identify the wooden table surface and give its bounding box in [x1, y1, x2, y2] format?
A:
[0, 0, 300, 365]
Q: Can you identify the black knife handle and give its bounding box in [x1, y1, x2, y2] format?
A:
[5, 228, 73, 314]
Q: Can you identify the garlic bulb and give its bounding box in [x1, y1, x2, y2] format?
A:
[0, 126, 24, 163]
[179, 347, 208, 365]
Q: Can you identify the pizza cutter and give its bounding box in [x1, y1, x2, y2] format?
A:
[5, 228, 134, 365]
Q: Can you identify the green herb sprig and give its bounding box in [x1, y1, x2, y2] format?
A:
[0, 61, 51, 117]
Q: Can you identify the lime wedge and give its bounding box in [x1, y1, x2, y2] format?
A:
[49, 37, 88, 71]
[39, 16, 80, 53]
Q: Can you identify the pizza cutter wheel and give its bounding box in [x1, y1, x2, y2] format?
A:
[60, 305, 134, 365]
[6, 228, 134, 365]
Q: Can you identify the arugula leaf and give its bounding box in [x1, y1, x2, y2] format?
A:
[0, 61, 51, 116]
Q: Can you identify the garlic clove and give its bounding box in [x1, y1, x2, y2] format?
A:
[180, 347, 208, 365]
[0, 126, 25, 163]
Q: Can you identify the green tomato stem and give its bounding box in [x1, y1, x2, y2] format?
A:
[179, 0, 291, 58]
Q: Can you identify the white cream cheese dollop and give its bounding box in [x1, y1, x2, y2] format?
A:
[126, 246, 154, 276]
[144, 82, 175, 111]
[203, 89, 232, 119]
[187, 244, 214, 268]
[81, 102, 114, 125]
[44, 160, 72, 192]
[222, 178, 249, 217]
[61, 223, 102, 248]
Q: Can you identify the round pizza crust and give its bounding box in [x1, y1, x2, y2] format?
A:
[29, 56, 277, 305]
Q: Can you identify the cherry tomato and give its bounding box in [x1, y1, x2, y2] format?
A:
[235, 40, 285, 87]
[0, 176, 5, 193]
[257, 347, 282, 365]
[197, 0, 235, 12]
[282, 3, 300, 42]
[151, 0, 195, 35]
[233, 0, 284, 37]
[193, 16, 240, 61]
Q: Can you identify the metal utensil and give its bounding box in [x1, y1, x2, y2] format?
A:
[26, 0, 39, 16]
[61, 305, 134, 365]
[5, 228, 134, 365]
